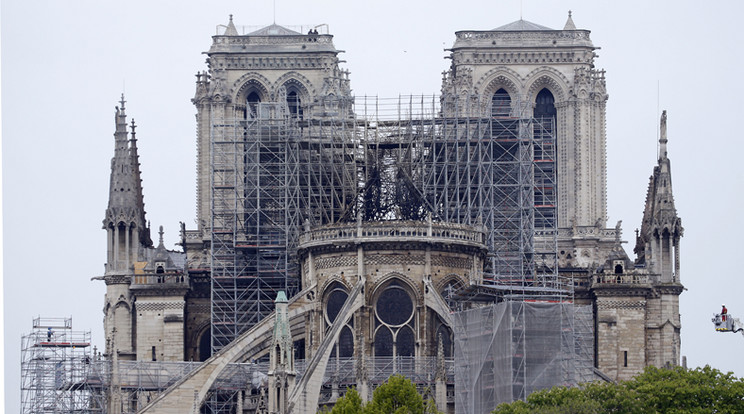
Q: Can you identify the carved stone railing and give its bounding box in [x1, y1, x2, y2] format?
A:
[453, 29, 594, 48]
[593, 274, 650, 285]
[131, 273, 188, 287]
[183, 230, 202, 241]
[209, 34, 336, 54]
[300, 220, 485, 248]
[558, 226, 618, 239]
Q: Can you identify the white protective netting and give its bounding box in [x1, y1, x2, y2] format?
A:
[454, 301, 594, 413]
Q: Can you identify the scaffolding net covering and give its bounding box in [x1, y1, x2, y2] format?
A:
[454, 301, 593, 414]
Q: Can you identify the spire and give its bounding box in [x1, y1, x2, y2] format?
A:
[563, 10, 576, 30]
[104, 95, 152, 273]
[635, 110, 683, 281]
[224, 14, 239, 36]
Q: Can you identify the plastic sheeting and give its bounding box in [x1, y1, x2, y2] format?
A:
[454, 301, 594, 414]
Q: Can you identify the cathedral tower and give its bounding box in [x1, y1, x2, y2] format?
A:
[188, 16, 354, 353]
[441, 13, 611, 268]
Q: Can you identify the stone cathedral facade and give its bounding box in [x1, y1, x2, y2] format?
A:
[97, 13, 683, 413]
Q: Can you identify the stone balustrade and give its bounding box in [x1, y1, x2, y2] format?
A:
[594, 274, 649, 285]
[300, 220, 485, 248]
[131, 273, 188, 287]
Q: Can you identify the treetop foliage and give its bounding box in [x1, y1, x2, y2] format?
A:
[325, 374, 442, 414]
[492, 366, 744, 414]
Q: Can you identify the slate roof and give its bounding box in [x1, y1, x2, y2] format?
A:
[492, 19, 554, 31]
[248, 24, 303, 36]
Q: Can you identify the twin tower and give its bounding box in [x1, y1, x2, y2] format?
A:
[99, 13, 682, 413]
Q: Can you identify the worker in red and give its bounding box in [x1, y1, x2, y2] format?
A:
[722, 304, 728, 321]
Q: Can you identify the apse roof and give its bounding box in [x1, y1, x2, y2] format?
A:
[247, 24, 303, 36]
[492, 19, 554, 31]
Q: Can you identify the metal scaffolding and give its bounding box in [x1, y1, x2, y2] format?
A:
[209, 93, 560, 353]
[210, 91, 357, 353]
[20, 317, 104, 413]
[453, 302, 594, 413]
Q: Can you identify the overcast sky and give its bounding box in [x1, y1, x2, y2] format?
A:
[3, 0, 743, 412]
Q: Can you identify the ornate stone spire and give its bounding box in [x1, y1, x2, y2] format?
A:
[635, 110, 683, 281]
[103, 95, 152, 273]
[563, 10, 577, 30]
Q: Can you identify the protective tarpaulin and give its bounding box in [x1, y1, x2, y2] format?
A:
[454, 301, 593, 414]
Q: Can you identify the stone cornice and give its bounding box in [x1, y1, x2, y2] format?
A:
[653, 283, 684, 296]
[131, 286, 190, 297]
[453, 50, 593, 66]
[211, 55, 335, 71]
[592, 283, 652, 298]
[103, 274, 131, 285]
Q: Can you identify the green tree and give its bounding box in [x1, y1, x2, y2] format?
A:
[330, 387, 364, 414]
[329, 375, 444, 414]
[365, 374, 424, 414]
[492, 366, 744, 414]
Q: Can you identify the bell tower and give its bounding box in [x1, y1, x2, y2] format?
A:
[187, 15, 356, 353]
[441, 12, 612, 268]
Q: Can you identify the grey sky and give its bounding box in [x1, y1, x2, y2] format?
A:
[4, 0, 742, 412]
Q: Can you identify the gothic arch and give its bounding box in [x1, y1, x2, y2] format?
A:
[189, 320, 212, 362]
[318, 275, 352, 298]
[232, 72, 271, 103]
[370, 272, 422, 304]
[435, 273, 466, 293]
[115, 295, 131, 311]
[273, 71, 314, 102]
[475, 67, 522, 99]
[524, 67, 570, 103]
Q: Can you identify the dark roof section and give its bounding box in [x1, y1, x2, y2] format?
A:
[247, 24, 303, 36]
[492, 19, 554, 31]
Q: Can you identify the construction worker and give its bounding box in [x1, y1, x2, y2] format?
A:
[722, 304, 728, 321]
[47, 327, 53, 342]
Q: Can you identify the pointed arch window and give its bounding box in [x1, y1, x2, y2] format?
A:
[534, 88, 556, 120]
[534, 88, 557, 229]
[246, 91, 261, 119]
[287, 90, 303, 120]
[491, 88, 511, 117]
[324, 283, 354, 358]
[373, 280, 416, 358]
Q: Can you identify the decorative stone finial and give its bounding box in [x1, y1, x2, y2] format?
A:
[563, 10, 577, 30]
[119, 93, 126, 111]
[158, 225, 164, 246]
[659, 110, 668, 160]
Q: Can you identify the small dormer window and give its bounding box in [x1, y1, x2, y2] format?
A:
[613, 260, 624, 274]
[155, 262, 165, 274]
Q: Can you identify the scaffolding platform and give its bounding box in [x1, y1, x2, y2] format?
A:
[21, 317, 104, 414]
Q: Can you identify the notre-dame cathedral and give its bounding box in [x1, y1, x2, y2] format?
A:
[96, 13, 682, 414]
